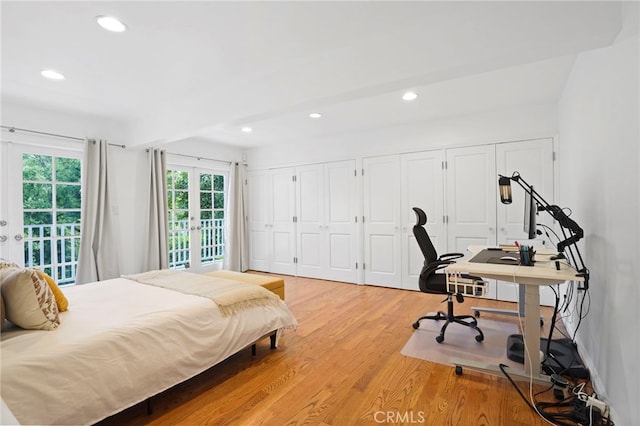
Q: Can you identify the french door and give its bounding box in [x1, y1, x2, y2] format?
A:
[167, 166, 228, 273]
[2, 143, 82, 284]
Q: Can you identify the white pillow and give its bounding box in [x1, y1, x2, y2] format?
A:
[1, 268, 60, 330]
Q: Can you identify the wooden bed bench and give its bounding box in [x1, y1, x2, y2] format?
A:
[202, 270, 285, 300]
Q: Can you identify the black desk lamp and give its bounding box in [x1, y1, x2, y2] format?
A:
[498, 172, 589, 290]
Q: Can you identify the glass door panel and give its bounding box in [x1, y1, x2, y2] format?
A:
[167, 169, 191, 269]
[19, 149, 81, 284]
[166, 166, 227, 272]
[198, 171, 225, 266]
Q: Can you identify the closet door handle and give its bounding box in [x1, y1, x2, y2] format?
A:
[0, 235, 7, 242]
[14, 234, 23, 241]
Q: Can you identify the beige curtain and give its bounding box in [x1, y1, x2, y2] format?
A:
[224, 162, 249, 271]
[144, 149, 169, 270]
[76, 139, 120, 284]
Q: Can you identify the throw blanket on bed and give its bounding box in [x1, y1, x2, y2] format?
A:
[123, 270, 281, 317]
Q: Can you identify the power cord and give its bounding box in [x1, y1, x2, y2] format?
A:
[499, 364, 615, 425]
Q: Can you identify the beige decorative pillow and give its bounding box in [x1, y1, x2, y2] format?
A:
[0, 292, 5, 329]
[1, 261, 20, 328]
[1, 268, 60, 330]
[0, 260, 20, 274]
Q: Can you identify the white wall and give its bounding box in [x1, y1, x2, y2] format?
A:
[163, 137, 243, 165]
[1, 100, 132, 146]
[246, 103, 557, 169]
[557, 27, 639, 425]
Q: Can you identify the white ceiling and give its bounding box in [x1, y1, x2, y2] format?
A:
[0, 1, 624, 149]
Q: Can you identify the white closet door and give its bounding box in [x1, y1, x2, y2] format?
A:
[496, 139, 554, 303]
[400, 150, 444, 291]
[324, 160, 357, 283]
[247, 170, 270, 272]
[247, 168, 296, 274]
[446, 145, 497, 299]
[296, 164, 324, 279]
[363, 155, 401, 288]
[295, 161, 357, 282]
[270, 168, 297, 275]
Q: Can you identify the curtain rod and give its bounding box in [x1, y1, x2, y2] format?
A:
[1, 125, 126, 148]
[161, 150, 232, 165]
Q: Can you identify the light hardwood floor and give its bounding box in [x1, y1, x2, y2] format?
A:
[99, 274, 567, 426]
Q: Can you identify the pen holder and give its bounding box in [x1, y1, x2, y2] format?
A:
[519, 246, 536, 266]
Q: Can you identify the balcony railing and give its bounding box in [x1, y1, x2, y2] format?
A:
[169, 218, 225, 269]
[23, 218, 225, 283]
[23, 223, 80, 285]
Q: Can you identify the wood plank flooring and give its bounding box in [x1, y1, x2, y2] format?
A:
[98, 274, 568, 426]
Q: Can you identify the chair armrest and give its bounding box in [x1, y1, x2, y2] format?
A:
[423, 259, 454, 277]
[438, 252, 464, 262]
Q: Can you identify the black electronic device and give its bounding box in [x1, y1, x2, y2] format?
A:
[523, 186, 537, 240]
[506, 334, 590, 379]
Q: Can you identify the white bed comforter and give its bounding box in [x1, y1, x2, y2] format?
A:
[0, 277, 297, 425]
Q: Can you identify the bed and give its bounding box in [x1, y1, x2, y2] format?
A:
[0, 270, 298, 425]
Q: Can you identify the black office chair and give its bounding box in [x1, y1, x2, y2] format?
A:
[411, 207, 484, 343]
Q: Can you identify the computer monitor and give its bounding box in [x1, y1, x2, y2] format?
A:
[524, 186, 537, 239]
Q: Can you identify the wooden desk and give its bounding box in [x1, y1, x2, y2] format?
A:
[445, 246, 584, 383]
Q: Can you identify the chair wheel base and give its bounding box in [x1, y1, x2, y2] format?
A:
[455, 365, 463, 375]
[412, 321, 420, 330]
[475, 334, 484, 342]
[435, 335, 445, 343]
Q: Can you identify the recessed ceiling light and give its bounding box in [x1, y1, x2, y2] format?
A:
[241, 127, 252, 133]
[309, 112, 322, 119]
[96, 15, 127, 32]
[402, 91, 418, 101]
[41, 69, 65, 80]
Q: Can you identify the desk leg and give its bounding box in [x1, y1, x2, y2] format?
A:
[524, 284, 541, 377]
[450, 284, 549, 384]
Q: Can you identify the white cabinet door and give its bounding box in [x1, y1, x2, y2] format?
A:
[270, 168, 297, 275]
[446, 145, 498, 251]
[323, 160, 357, 283]
[296, 161, 357, 282]
[363, 155, 402, 288]
[400, 150, 444, 291]
[296, 164, 324, 279]
[446, 145, 498, 299]
[496, 138, 554, 304]
[247, 168, 296, 274]
[248, 170, 270, 272]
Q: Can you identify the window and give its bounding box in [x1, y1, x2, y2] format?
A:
[167, 169, 190, 269]
[22, 152, 81, 284]
[198, 172, 225, 264]
[167, 167, 226, 271]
